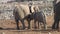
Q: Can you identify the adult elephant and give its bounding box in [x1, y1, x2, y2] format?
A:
[52, 2, 60, 30]
[13, 4, 31, 30]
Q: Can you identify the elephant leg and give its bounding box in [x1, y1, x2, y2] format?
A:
[52, 18, 59, 29]
[43, 19, 47, 30]
[34, 20, 37, 29]
[21, 19, 25, 29]
[28, 20, 30, 29]
[26, 18, 31, 29]
[38, 21, 40, 29]
[43, 16, 47, 30]
[15, 19, 20, 30]
[57, 20, 59, 29]
[43, 22, 47, 30]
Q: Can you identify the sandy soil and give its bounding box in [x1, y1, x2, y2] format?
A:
[0, 15, 60, 34]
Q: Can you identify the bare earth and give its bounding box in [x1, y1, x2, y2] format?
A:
[0, 16, 60, 34]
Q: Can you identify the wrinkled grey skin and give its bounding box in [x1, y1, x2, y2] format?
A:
[52, 1, 60, 30]
[27, 11, 47, 29]
[33, 6, 47, 29]
[13, 4, 31, 30]
[25, 6, 47, 29]
[13, 4, 47, 30]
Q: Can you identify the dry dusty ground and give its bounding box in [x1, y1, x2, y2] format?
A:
[0, 16, 60, 34]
